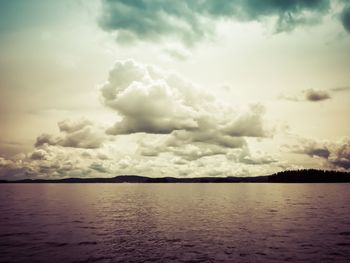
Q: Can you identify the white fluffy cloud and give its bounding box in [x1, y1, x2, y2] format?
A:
[101, 59, 211, 134]
[35, 119, 106, 149]
[102, 59, 271, 162]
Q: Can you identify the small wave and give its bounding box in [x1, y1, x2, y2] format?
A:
[73, 256, 113, 263]
[45, 242, 68, 247]
[78, 241, 98, 246]
[0, 232, 32, 237]
[338, 231, 350, 236]
[336, 242, 350, 247]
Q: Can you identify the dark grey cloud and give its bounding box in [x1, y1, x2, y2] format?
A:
[89, 162, 109, 173]
[30, 149, 48, 160]
[291, 138, 350, 170]
[234, 0, 329, 33]
[305, 89, 331, 102]
[223, 104, 268, 137]
[99, 0, 330, 45]
[167, 117, 249, 149]
[290, 139, 330, 158]
[280, 88, 332, 102]
[341, 4, 350, 33]
[98, 0, 209, 45]
[306, 148, 330, 159]
[0, 157, 34, 180]
[35, 134, 57, 148]
[330, 140, 350, 170]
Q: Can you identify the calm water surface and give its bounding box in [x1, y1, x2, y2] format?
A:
[0, 184, 350, 262]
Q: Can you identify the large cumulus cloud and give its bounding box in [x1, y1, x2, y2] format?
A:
[102, 59, 272, 163]
[99, 0, 330, 45]
[101, 60, 202, 134]
[101, 59, 270, 136]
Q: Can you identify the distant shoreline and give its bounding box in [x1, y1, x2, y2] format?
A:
[1, 169, 350, 184]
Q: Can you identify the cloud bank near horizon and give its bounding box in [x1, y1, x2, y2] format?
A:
[0, 59, 283, 179]
[1, 57, 349, 180]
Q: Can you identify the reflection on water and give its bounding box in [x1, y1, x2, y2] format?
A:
[0, 184, 350, 262]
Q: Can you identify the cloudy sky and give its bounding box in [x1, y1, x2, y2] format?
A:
[1, 0, 350, 179]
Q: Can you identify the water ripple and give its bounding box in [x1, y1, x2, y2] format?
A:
[0, 184, 350, 262]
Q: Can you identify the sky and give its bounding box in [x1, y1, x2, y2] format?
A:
[0, 0, 350, 179]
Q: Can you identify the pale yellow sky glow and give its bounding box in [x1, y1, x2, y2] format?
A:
[1, 0, 350, 179]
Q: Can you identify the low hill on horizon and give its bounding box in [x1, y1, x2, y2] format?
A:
[0, 169, 350, 183]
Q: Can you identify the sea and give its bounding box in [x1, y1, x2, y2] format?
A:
[0, 183, 350, 262]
